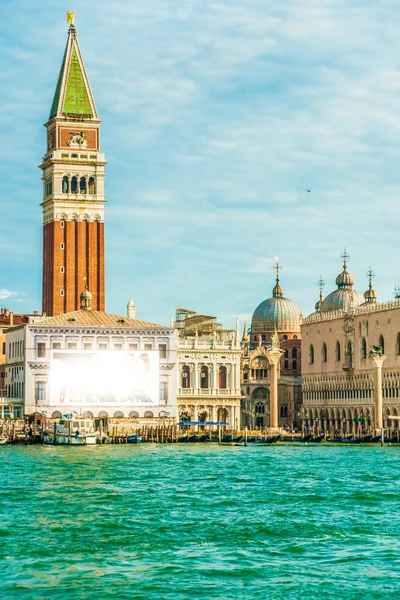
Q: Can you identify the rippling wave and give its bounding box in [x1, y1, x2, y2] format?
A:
[1, 445, 400, 599]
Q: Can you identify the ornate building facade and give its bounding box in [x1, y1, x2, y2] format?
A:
[40, 20, 106, 316]
[4, 292, 177, 420]
[175, 308, 242, 428]
[302, 252, 400, 432]
[241, 262, 303, 429]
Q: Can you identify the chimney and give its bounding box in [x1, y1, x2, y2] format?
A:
[9, 312, 14, 326]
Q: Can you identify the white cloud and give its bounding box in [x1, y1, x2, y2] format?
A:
[0, 289, 17, 300]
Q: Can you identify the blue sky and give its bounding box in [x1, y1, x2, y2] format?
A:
[2, 0, 400, 328]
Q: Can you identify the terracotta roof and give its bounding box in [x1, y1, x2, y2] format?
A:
[33, 310, 166, 329]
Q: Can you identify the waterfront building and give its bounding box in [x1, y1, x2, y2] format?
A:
[3, 291, 177, 420]
[240, 261, 303, 429]
[302, 252, 400, 432]
[0, 308, 45, 418]
[175, 308, 242, 428]
[40, 18, 106, 316]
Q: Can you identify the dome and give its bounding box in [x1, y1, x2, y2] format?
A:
[80, 288, 92, 299]
[251, 274, 301, 333]
[252, 297, 302, 333]
[321, 288, 364, 312]
[320, 251, 363, 312]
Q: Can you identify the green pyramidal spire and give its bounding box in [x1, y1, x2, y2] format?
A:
[49, 24, 97, 120]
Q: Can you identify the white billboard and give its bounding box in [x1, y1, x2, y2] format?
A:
[50, 350, 160, 407]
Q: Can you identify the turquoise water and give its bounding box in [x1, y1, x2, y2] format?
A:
[1, 445, 400, 599]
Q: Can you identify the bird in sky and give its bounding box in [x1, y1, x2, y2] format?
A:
[306, 189, 311, 192]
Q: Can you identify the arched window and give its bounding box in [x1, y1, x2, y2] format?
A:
[88, 176, 96, 194]
[322, 343, 327, 363]
[335, 341, 341, 362]
[62, 176, 69, 193]
[379, 335, 384, 353]
[255, 403, 265, 414]
[219, 366, 227, 389]
[309, 344, 314, 364]
[144, 411, 154, 418]
[365, 321, 369, 336]
[282, 335, 288, 341]
[396, 333, 400, 355]
[284, 360, 289, 369]
[361, 337, 367, 359]
[345, 341, 353, 364]
[280, 405, 288, 418]
[261, 335, 266, 341]
[71, 176, 78, 193]
[284, 349, 289, 358]
[79, 176, 87, 193]
[292, 347, 297, 358]
[292, 360, 297, 370]
[293, 335, 298, 339]
[200, 365, 209, 388]
[181, 365, 191, 388]
[253, 388, 267, 400]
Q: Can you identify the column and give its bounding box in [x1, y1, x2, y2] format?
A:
[211, 404, 216, 427]
[193, 405, 198, 432]
[212, 364, 217, 392]
[193, 365, 199, 393]
[268, 355, 281, 429]
[369, 354, 386, 433]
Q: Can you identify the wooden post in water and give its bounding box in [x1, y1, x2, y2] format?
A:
[244, 426, 248, 447]
[53, 421, 57, 446]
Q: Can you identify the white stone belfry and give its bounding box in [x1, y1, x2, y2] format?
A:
[127, 298, 136, 320]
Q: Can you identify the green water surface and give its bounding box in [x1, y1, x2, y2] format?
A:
[1, 445, 399, 599]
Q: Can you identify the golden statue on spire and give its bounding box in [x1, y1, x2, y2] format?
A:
[67, 11, 75, 25]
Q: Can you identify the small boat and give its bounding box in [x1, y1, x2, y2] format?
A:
[222, 435, 233, 443]
[127, 434, 142, 444]
[310, 434, 325, 443]
[178, 435, 189, 443]
[43, 418, 98, 445]
[0, 435, 8, 445]
[254, 434, 281, 445]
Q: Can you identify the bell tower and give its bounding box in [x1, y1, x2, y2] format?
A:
[40, 14, 106, 316]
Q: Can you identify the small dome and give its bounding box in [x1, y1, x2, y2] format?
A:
[336, 269, 355, 288]
[80, 288, 92, 299]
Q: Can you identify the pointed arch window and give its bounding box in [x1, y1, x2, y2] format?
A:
[322, 343, 327, 363]
[79, 176, 87, 193]
[361, 337, 367, 359]
[62, 176, 69, 193]
[345, 341, 353, 364]
[71, 176, 78, 193]
[309, 344, 314, 364]
[396, 333, 400, 355]
[292, 347, 297, 358]
[379, 335, 384, 353]
[336, 341, 341, 362]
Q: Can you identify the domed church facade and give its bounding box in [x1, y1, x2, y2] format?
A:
[241, 260, 304, 430]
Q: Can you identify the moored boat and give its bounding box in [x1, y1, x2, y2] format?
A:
[127, 434, 142, 444]
[0, 435, 8, 445]
[43, 418, 98, 445]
